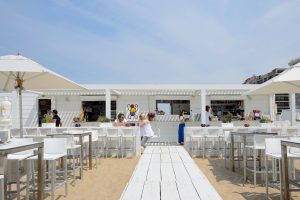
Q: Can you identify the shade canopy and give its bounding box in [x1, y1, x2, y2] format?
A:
[247, 63, 300, 95]
[0, 55, 85, 91]
[0, 54, 85, 137]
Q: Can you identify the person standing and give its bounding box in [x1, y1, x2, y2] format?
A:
[52, 109, 62, 127]
[205, 105, 212, 127]
[178, 110, 185, 145]
[139, 113, 154, 150]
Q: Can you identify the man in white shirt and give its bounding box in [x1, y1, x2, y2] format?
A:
[113, 113, 128, 126]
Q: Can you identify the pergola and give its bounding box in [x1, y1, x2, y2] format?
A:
[39, 84, 257, 124]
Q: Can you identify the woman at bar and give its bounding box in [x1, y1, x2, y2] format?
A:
[178, 110, 185, 145]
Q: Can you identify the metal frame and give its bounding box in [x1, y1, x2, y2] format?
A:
[281, 140, 300, 200]
[0, 141, 44, 200]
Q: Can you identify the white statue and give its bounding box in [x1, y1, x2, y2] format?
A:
[1, 97, 11, 119]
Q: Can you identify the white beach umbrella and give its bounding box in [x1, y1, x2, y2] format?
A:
[247, 62, 300, 125]
[247, 63, 300, 95]
[0, 54, 85, 137]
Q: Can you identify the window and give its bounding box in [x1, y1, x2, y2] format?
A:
[156, 100, 190, 115]
[82, 101, 116, 122]
[275, 94, 289, 114]
[210, 100, 244, 117]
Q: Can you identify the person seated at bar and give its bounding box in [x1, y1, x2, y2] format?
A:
[113, 113, 129, 126]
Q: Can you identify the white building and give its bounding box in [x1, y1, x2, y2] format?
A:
[1, 84, 282, 128]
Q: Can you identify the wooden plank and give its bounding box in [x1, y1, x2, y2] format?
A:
[143, 146, 154, 154]
[141, 181, 160, 200]
[161, 180, 180, 200]
[121, 179, 145, 200]
[161, 163, 176, 181]
[184, 163, 207, 180]
[151, 154, 161, 163]
[147, 163, 161, 181]
[169, 146, 178, 153]
[176, 180, 201, 200]
[170, 153, 182, 163]
[153, 147, 162, 154]
[161, 154, 172, 163]
[178, 152, 193, 163]
[172, 163, 190, 181]
[160, 147, 170, 154]
[192, 179, 223, 200]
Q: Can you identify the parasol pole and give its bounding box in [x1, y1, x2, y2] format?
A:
[16, 77, 24, 138]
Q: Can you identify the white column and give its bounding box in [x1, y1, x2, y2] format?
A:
[269, 95, 275, 121]
[105, 89, 111, 119]
[201, 89, 206, 125]
[290, 93, 296, 125]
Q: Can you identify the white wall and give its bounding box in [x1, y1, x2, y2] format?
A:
[245, 95, 270, 115]
[116, 95, 151, 114]
[0, 91, 39, 128]
[190, 96, 201, 113]
[54, 95, 82, 127]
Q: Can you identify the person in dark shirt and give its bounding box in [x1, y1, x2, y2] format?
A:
[52, 109, 62, 127]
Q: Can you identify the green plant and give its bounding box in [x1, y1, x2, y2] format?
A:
[260, 116, 273, 123]
[97, 117, 111, 123]
[221, 112, 233, 123]
[41, 114, 53, 123]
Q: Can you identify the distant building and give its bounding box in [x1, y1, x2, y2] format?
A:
[243, 68, 286, 84]
[243, 67, 300, 114]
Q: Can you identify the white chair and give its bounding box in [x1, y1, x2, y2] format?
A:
[0, 175, 4, 200]
[53, 135, 82, 184]
[83, 130, 101, 167]
[10, 128, 21, 138]
[38, 128, 53, 136]
[90, 127, 106, 158]
[223, 130, 243, 169]
[26, 138, 68, 200]
[270, 127, 284, 136]
[190, 128, 206, 158]
[24, 128, 39, 137]
[245, 135, 272, 186]
[120, 127, 136, 157]
[53, 127, 69, 134]
[264, 137, 300, 199]
[205, 128, 222, 157]
[286, 127, 299, 136]
[7, 138, 34, 200]
[106, 128, 121, 158]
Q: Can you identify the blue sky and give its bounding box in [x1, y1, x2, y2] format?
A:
[0, 0, 300, 84]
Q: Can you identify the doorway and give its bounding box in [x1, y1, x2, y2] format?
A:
[38, 99, 51, 126]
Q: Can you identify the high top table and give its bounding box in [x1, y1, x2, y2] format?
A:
[281, 140, 300, 200]
[0, 141, 44, 200]
[47, 130, 92, 179]
[230, 131, 277, 184]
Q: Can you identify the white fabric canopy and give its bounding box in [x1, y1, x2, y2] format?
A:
[0, 54, 86, 137]
[0, 55, 84, 91]
[247, 63, 300, 95]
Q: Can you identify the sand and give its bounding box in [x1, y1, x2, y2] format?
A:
[17, 153, 300, 200]
[19, 157, 139, 200]
[194, 158, 300, 200]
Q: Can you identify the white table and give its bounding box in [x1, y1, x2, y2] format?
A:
[0, 141, 44, 200]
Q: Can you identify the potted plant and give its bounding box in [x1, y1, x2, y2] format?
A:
[259, 116, 273, 127]
[97, 117, 112, 127]
[221, 112, 234, 127]
[41, 114, 56, 127]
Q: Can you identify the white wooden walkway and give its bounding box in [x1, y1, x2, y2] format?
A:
[120, 146, 223, 200]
